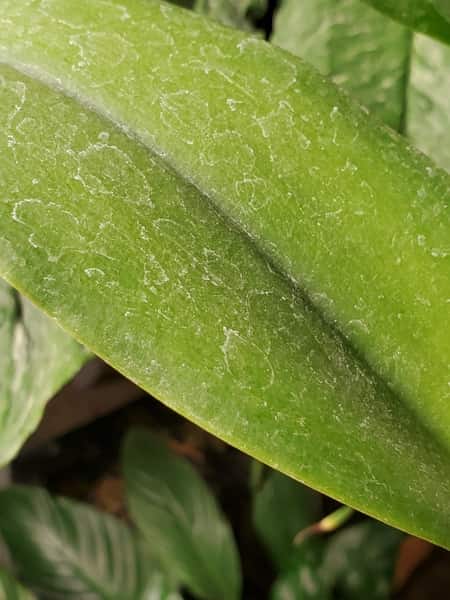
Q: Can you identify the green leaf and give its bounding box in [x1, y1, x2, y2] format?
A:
[271, 559, 330, 600]
[0, 567, 35, 600]
[0, 0, 449, 547]
[271, 0, 412, 130]
[0, 485, 165, 599]
[361, 0, 450, 45]
[408, 33, 450, 170]
[253, 470, 321, 571]
[272, 0, 450, 171]
[0, 279, 88, 466]
[122, 428, 241, 600]
[321, 521, 404, 599]
[432, 0, 450, 21]
[271, 520, 403, 599]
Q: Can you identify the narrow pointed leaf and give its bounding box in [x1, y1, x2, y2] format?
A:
[0, 279, 88, 466]
[123, 428, 241, 600]
[0, 1, 449, 547]
[361, 0, 450, 45]
[0, 568, 35, 600]
[0, 486, 164, 599]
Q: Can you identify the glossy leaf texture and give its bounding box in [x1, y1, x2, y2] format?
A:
[0, 279, 88, 466]
[0, 0, 449, 546]
[0, 485, 168, 599]
[272, 0, 450, 170]
[0, 568, 35, 600]
[361, 0, 450, 45]
[123, 428, 241, 600]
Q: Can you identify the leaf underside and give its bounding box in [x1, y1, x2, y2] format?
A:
[0, 0, 449, 547]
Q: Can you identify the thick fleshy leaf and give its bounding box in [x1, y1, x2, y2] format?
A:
[0, 1, 449, 547]
[0, 280, 88, 466]
[253, 470, 321, 571]
[123, 428, 241, 600]
[0, 567, 35, 600]
[0, 485, 166, 599]
[272, 0, 450, 171]
[361, 0, 450, 45]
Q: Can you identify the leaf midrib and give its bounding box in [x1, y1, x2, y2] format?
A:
[0, 57, 442, 455]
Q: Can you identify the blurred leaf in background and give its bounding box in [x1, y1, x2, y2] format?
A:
[123, 428, 242, 600]
[360, 0, 450, 44]
[253, 469, 404, 599]
[272, 0, 450, 170]
[0, 280, 88, 467]
[0, 486, 171, 599]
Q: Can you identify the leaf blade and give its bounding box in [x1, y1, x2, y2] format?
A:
[271, 0, 412, 130]
[361, 0, 450, 45]
[123, 428, 242, 600]
[0, 279, 88, 466]
[0, 1, 449, 547]
[0, 485, 164, 599]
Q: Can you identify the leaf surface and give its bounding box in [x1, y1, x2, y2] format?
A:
[361, 0, 450, 44]
[272, 0, 412, 130]
[272, 0, 450, 170]
[0, 485, 169, 599]
[0, 279, 88, 466]
[123, 428, 241, 600]
[0, 1, 449, 546]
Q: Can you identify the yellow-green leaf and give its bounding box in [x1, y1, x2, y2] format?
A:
[0, 0, 449, 547]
